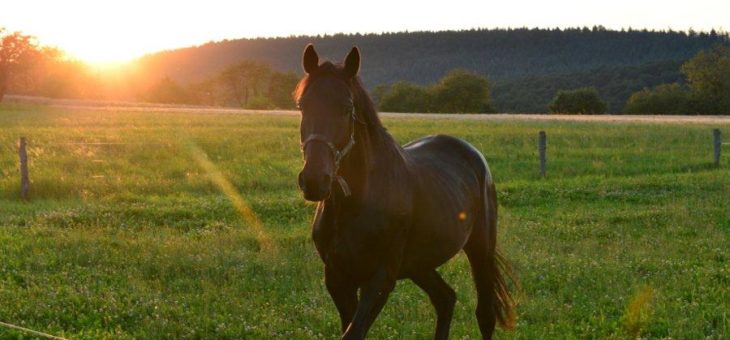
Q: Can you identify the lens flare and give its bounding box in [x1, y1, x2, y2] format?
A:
[186, 140, 276, 254]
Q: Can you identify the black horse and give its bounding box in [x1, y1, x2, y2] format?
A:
[295, 44, 515, 340]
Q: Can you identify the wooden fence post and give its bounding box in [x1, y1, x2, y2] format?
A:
[714, 129, 721, 166]
[19, 137, 29, 200]
[539, 131, 547, 178]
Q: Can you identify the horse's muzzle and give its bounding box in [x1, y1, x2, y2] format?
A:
[298, 169, 332, 201]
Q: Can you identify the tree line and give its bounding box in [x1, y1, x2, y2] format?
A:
[142, 61, 299, 109]
[625, 45, 730, 115]
[548, 45, 730, 115]
[2, 26, 729, 114]
[373, 45, 730, 115]
[0, 28, 105, 101]
[129, 26, 729, 112]
[0, 27, 299, 109]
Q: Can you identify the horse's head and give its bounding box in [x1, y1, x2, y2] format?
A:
[295, 44, 360, 201]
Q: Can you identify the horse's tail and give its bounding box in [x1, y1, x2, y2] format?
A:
[465, 176, 517, 335]
[485, 182, 516, 330]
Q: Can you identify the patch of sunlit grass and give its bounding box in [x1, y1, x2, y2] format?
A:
[621, 286, 655, 336]
[185, 140, 276, 254]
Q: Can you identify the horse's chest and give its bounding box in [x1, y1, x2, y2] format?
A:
[313, 211, 407, 279]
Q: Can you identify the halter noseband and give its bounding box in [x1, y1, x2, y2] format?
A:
[300, 111, 357, 197]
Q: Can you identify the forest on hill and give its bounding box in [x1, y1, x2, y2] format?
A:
[2, 27, 728, 113]
[131, 27, 728, 112]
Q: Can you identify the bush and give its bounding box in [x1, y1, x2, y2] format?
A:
[549, 87, 607, 114]
[376, 70, 494, 113]
[378, 81, 432, 113]
[431, 69, 494, 113]
[624, 83, 691, 114]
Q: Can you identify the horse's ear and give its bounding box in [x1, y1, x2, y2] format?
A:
[303, 44, 319, 74]
[344, 46, 360, 79]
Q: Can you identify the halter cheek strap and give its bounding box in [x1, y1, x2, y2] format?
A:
[300, 117, 356, 196]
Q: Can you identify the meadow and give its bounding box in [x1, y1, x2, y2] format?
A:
[0, 104, 728, 339]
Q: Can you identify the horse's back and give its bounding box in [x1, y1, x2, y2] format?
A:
[400, 134, 490, 275]
[404, 134, 490, 181]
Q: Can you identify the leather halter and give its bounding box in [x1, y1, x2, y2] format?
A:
[300, 111, 357, 197]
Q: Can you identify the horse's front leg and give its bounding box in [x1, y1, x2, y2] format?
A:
[341, 268, 396, 340]
[325, 265, 358, 334]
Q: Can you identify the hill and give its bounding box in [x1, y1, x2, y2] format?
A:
[132, 27, 729, 112]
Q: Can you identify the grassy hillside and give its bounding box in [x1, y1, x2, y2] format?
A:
[0, 104, 728, 338]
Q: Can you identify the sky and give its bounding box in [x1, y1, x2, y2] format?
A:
[1, 0, 728, 64]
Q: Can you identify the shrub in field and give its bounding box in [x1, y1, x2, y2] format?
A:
[378, 81, 432, 113]
[377, 70, 494, 113]
[549, 87, 607, 114]
[624, 83, 691, 115]
[431, 69, 494, 113]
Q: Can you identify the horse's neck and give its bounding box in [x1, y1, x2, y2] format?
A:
[336, 123, 404, 202]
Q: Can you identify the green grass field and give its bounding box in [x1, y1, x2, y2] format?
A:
[0, 104, 728, 339]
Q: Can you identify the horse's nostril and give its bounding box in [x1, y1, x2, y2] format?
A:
[298, 168, 332, 200]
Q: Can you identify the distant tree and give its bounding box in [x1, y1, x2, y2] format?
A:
[431, 69, 494, 113]
[378, 81, 431, 112]
[187, 78, 222, 106]
[549, 87, 607, 114]
[0, 28, 38, 102]
[219, 61, 272, 107]
[624, 83, 691, 114]
[681, 45, 730, 115]
[266, 71, 298, 109]
[144, 76, 191, 104]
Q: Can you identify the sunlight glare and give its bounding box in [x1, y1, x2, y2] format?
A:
[186, 140, 277, 254]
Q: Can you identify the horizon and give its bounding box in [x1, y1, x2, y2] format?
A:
[3, 26, 729, 68]
[2, 0, 728, 65]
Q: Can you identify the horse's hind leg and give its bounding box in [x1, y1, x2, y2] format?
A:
[410, 270, 457, 340]
[464, 238, 497, 339]
[325, 266, 358, 334]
